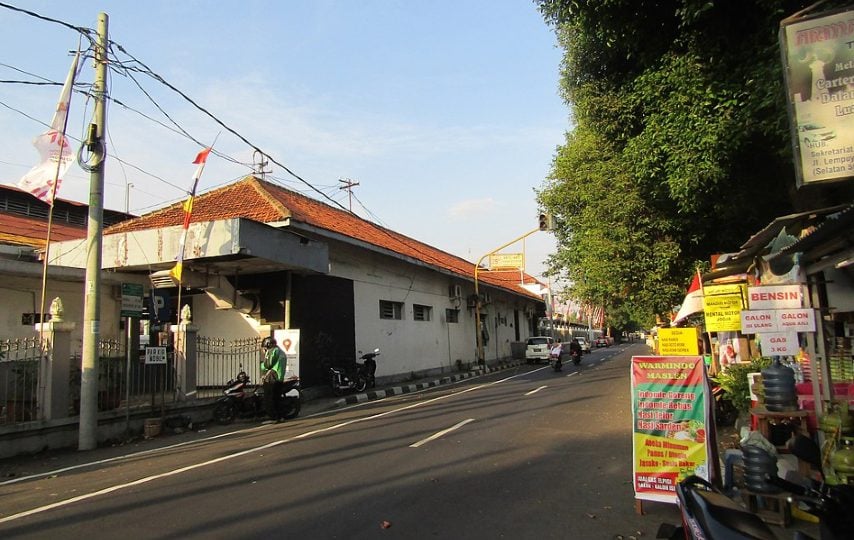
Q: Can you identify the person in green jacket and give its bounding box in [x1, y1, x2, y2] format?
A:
[261, 336, 286, 420]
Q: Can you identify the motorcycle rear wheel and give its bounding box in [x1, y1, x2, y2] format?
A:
[213, 401, 236, 424]
[355, 375, 368, 392]
[278, 397, 301, 420]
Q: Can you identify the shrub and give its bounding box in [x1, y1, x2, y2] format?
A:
[712, 357, 772, 413]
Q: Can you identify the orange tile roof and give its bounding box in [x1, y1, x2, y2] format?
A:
[105, 176, 544, 301]
[0, 213, 87, 248]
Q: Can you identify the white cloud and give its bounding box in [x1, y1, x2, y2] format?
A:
[446, 197, 501, 220]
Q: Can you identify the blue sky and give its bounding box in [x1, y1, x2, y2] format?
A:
[0, 1, 567, 280]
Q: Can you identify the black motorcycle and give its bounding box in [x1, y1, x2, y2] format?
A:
[329, 348, 380, 396]
[213, 365, 301, 424]
[658, 435, 854, 540]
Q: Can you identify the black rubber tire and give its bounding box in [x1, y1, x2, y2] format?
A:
[278, 396, 301, 420]
[213, 401, 235, 424]
[553, 361, 562, 372]
[355, 375, 367, 393]
[572, 355, 581, 366]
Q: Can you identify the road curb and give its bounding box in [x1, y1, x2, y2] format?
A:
[332, 360, 524, 407]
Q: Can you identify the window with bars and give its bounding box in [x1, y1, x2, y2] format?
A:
[379, 300, 403, 320]
[445, 308, 459, 323]
[413, 304, 432, 322]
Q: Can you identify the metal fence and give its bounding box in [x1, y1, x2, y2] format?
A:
[0, 337, 45, 424]
[196, 336, 262, 397]
[1, 334, 262, 426]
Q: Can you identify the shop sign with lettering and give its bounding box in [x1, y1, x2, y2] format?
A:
[747, 285, 803, 310]
[758, 332, 799, 356]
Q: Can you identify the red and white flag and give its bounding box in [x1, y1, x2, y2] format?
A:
[673, 272, 704, 324]
[17, 53, 80, 205]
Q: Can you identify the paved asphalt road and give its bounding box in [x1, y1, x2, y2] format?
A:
[0, 343, 686, 539]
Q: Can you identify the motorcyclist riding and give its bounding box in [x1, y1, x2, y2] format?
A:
[261, 336, 286, 421]
[569, 338, 582, 364]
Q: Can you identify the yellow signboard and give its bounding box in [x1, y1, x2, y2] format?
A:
[703, 284, 746, 332]
[489, 252, 524, 270]
[658, 327, 699, 356]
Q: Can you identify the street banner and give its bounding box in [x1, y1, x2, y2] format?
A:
[631, 356, 712, 504]
[780, 6, 854, 187]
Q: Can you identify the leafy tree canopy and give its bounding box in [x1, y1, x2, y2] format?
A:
[534, 0, 848, 328]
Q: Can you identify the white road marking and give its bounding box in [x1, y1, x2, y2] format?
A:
[525, 385, 548, 395]
[0, 370, 532, 524]
[409, 418, 475, 448]
[565, 372, 579, 378]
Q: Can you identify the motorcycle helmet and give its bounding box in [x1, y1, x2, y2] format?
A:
[262, 336, 276, 349]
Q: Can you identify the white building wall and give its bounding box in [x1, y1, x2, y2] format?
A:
[0, 273, 124, 349]
[190, 293, 265, 340]
[328, 244, 535, 378]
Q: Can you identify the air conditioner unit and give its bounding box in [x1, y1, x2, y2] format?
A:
[449, 284, 462, 299]
[482, 292, 492, 305]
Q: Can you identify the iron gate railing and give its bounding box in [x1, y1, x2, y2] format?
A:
[196, 336, 262, 397]
[0, 337, 44, 424]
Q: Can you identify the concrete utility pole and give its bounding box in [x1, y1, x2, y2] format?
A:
[79, 12, 108, 451]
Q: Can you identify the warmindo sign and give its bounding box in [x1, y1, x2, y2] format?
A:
[631, 356, 713, 504]
[780, 6, 854, 187]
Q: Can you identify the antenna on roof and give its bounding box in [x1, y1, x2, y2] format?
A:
[252, 150, 272, 180]
[339, 177, 360, 212]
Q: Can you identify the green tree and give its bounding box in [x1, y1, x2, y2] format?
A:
[535, 0, 848, 326]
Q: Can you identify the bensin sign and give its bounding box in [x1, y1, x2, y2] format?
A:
[780, 6, 854, 187]
[747, 285, 804, 310]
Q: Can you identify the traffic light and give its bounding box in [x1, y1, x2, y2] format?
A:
[538, 212, 553, 231]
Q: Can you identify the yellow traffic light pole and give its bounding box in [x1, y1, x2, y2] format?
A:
[474, 226, 543, 365]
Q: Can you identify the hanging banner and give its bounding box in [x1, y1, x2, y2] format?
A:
[780, 6, 854, 186]
[631, 356, 712, 504]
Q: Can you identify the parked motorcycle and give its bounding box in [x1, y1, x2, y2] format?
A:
[657, 435, 854, 540]
[329, 348, 380, 396]
[212, 365, 301, 424]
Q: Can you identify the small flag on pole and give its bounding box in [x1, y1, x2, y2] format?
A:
[170, 147, 212, 282]
[672, 271, 704, 324]
[17, 52, 81, 205]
